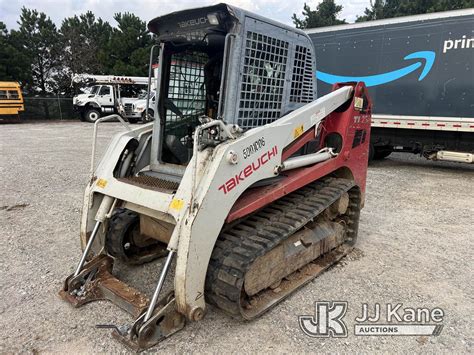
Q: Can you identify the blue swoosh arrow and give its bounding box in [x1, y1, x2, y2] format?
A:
[316, 51, 436, 87]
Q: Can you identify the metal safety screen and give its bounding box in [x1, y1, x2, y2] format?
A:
[237, 31, 289, 129]
[290, 45, 315, 103]
[166, 52, 207, 133]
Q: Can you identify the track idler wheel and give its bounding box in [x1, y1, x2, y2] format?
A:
[106, 208, 166, 264]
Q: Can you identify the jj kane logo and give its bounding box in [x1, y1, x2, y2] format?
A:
[299, 301, 348, 337]
[299, 302, 444, 337]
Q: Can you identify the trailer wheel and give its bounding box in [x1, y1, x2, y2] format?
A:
[127, 117, 139, 124]
[373, 146, 392, 160]
[368, 143, 375, 162]
[142, 109, 154, 122]
[84, 108, 101, 123]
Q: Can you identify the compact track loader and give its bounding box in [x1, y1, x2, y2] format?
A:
[60, 3, 372, 350]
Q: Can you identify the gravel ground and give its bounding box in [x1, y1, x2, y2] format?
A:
[1, 121, 473, 354]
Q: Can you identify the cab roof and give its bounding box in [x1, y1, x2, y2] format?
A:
[148, 3, 309, 40]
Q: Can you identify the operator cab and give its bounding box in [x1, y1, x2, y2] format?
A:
[148, 4, 237, 165]
[147, 4, 317, 169]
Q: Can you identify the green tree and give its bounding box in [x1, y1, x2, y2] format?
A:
[356, 0, 474, 22]
[59, 12, 112, 94]
[293, 0, 347, 29]
[12, 7, 62, 95]
[106, 13, 153, 76]
[0, 22, 30, 84]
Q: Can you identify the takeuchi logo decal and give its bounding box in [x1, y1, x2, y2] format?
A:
[316, 51, 436, 87]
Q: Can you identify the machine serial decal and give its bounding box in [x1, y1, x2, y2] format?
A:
[243, 137, 265, 159]
[317, 51, 436, 87]
[219, 145, 278, 194]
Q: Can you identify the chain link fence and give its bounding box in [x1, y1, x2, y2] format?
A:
[21, 96, 80, 120]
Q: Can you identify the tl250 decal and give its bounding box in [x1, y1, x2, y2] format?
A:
[219, 146, 278, 195]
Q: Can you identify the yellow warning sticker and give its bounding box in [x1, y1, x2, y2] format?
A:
[170, 198, 184, 211]
[293, 124, 304, 138]
[96, 178, 108, 189]
[354, 97, 364, 110]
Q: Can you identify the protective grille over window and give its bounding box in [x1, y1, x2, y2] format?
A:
[290, 45, 315, 103]
[166, 52, 207, 127]
[238, 31, 289, 129]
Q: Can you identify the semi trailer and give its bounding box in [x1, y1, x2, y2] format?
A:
[307, 9, 474, 163]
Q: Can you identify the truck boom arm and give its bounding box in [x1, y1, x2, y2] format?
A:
[72, 74, 150, 85]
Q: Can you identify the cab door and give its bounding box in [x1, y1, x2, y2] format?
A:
[96, 85, 114, 111]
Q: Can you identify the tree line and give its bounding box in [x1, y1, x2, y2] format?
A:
[1, 8, 153, 97]
[1, 0, 472, 97]
[293, 0, 472, 30]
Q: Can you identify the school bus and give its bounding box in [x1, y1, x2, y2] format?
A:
[0, 82, 24, 116]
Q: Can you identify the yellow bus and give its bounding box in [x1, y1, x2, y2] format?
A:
[0, 81, 24, 116]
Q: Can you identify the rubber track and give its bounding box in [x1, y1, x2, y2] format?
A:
[205, 177, 360, 318]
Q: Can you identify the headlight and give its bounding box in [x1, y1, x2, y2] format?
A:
[135, 106, 145, 112]
[207, 13, 219, 25]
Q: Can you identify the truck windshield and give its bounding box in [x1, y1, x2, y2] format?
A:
[138, 91, 152, 99]
[90, 85, 100, 95]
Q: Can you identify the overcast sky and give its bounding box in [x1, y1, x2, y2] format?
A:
[1, 0, 371, 30]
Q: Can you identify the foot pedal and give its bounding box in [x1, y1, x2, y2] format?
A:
[59, 255, 149, 318]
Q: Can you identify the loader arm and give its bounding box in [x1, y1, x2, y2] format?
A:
[169, 85, 353, 317]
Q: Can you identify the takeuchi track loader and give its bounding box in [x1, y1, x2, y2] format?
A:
[60, 3, 372, 351]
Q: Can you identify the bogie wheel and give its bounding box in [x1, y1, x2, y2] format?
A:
[84, 108, 101, 123]
[106, 208, 166, 265]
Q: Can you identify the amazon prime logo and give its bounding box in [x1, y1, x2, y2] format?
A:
[317, 51, 436, 87]
[299, 301, 348, 337]
[443, 35, 473, 53]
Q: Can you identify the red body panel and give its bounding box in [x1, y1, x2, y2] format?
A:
[226, 82, 372, 223]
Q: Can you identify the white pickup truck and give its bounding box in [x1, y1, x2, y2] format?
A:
[121, 90, 156, 123]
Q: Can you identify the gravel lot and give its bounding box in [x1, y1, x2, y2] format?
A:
[1, 121, 473, 353]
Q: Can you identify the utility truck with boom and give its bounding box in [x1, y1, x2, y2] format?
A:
[60, 4, 372, 351]
[72, 74, 156, 123]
